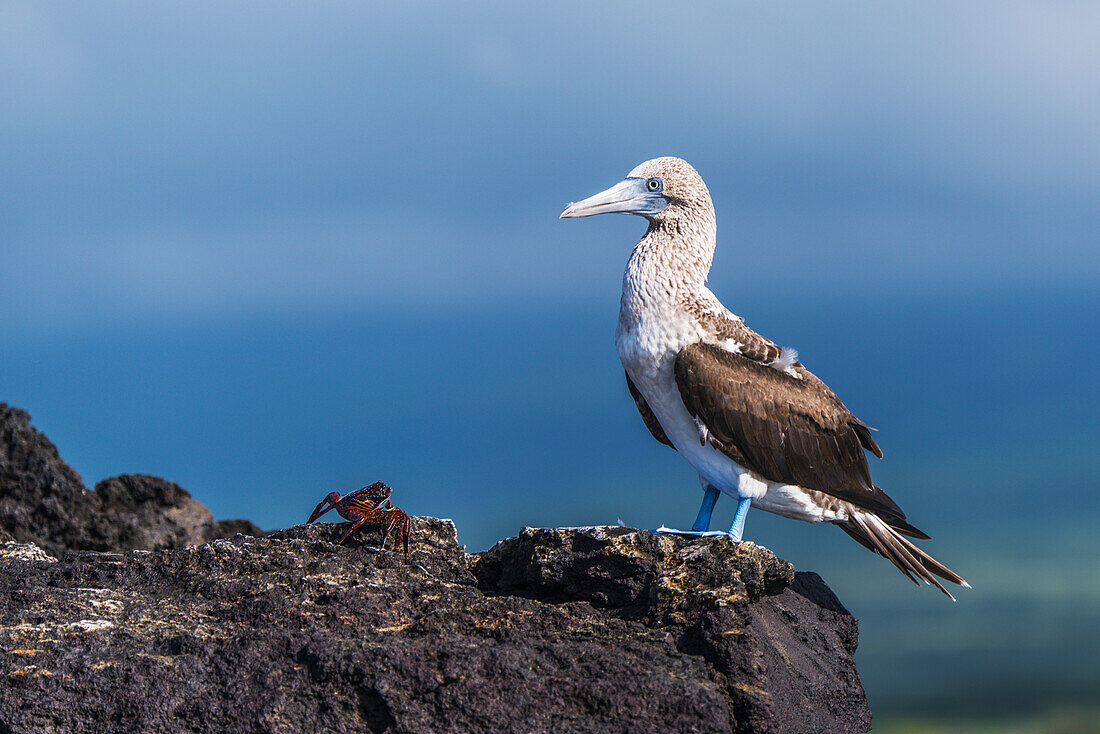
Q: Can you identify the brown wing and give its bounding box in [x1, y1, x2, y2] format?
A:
[674, 342, 908, 521]
[625, 371, 674, 449]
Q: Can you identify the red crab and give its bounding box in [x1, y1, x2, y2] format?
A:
[307, 481, 411, 557]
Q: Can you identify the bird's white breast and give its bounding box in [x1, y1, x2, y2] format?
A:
[616, 296, 767, 500]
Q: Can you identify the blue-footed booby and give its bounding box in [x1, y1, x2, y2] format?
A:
[561, 157, 968, 599]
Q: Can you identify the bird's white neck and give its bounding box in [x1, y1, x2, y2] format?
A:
[619, 216, 717, 330]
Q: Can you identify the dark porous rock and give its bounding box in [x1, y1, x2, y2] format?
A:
[472, 524, 795, 614]
[92, 474, 218, 550]
[0, 404, 260, 555]
[0, 520, 871, 733]
[93, 474, 266, 550]
[209, 517, 266, 539]
[269, 516, 474, 584]
[475, 526, 869, 733]
[0, 403, 93, 555]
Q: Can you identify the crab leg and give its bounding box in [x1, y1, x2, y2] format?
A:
[337, 516, 369, 545]
[386, 514, 411, 558]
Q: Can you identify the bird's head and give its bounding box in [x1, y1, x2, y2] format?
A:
[559, 157, 714, 225]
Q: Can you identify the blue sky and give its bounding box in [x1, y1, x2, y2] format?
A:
[1, 2, 1097, 333]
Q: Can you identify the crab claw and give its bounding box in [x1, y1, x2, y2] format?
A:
[308, 491, 342, 523]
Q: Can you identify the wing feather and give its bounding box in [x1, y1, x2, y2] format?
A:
[674, 342, 905, 520]
[625, 371, 674, 449]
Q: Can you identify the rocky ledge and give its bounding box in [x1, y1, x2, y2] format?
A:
[0, 521, 870, 733]
[0, 403, 870, 732]
[0, 403, 261, 556]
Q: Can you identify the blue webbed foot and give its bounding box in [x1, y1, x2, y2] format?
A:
[653, 526, 738, 538]
[653, 492, 752, 542]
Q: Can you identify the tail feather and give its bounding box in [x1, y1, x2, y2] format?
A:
[840, 508, 968, 601]
[883, 515, 931, 540]
[894, 531, 970, 589]
[838, 522, 877, 553]
[850, 512, 919, 585]
[868, 514, 953, 599]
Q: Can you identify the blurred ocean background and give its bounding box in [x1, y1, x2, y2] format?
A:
[2, 3, 1097, 730]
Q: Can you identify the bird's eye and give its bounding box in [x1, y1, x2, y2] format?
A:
[647, 178, 662, 192]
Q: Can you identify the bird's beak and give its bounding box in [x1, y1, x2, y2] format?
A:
[560, 177, 668, 219]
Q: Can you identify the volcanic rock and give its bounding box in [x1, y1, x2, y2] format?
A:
[0, 521, 870, 733]
[0, 404, 261, 556]
[0, 402, 870, 731]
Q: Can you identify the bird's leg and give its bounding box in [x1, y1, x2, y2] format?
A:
[654, 485, 732, 537]
[727, 497, 751, 542]
[655, 487, 750, 540]
[691, 485, 721, 531]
